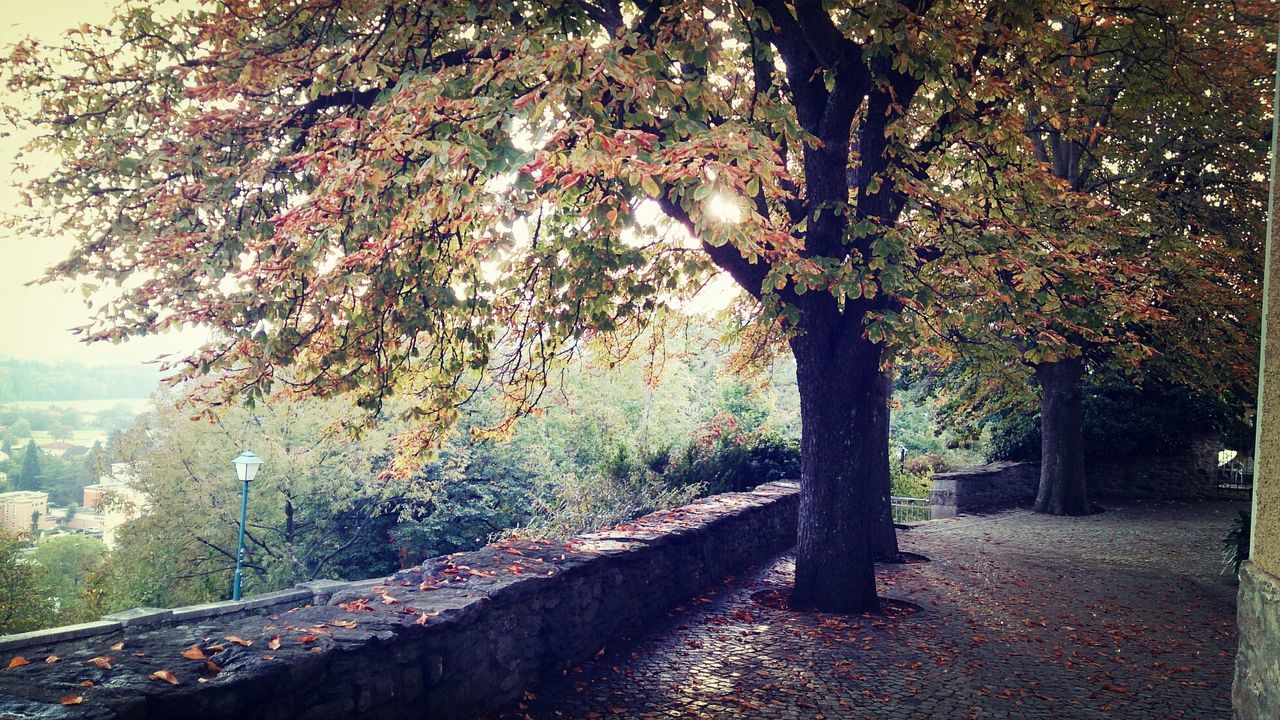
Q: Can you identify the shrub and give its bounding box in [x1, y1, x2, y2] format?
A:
[524, 471, 703, 540]
[1223, 509, 1251, 576]
[662, 434, 800, 496]
[904, 452, 951, 475]
[891, 467, 932, 499]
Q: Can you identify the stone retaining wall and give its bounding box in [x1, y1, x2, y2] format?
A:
[929, 445, 1224, 518]
[1089, 435, 1222, 500]
[1234, 561, 1280, 719]
[0, 482, 799, 720]
[929, 462, 1038, 518]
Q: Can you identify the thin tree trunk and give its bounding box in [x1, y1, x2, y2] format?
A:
[1033, 357, 1091, 515]
[790, 317, 885, 613]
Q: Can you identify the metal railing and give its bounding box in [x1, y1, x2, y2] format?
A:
[1218, 459, 1254, 492]
[891, 495, 931, 523]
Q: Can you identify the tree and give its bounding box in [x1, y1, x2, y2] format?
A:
[9, 418, 31, 440]
[0, 533, 54, 634]
[86, 440, 110, 481]
[106, 389, 432, 599]
[49, 420, 75, 442]
[17, 439, 42, 492]
[7, 1, 1104, 612]
[33, 535, 106, 623]
[902, 0, 1271, 514]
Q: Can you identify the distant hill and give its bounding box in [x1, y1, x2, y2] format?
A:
[0, 359, 159, 402]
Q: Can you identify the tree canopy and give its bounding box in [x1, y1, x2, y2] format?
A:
[5, 0, 1271, 611]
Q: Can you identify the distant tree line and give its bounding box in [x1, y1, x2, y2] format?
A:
[0, 359, 158, 402]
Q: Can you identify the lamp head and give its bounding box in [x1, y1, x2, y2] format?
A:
[232, 450, 263, 483]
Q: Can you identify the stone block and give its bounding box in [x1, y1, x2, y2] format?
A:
[0, 620, 120, 652]
[242, 588, 312, 610]
[295, 579, 348, 604]
[103, 607, 173, 627]
[171, 600, 246, 622]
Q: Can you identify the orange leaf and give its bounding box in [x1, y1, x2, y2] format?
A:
[206, 643, 225, 652]
[6, 657, 29, 670]
[86, 656, 113, 670]
[180, 644, 206, 661]
[149, 669, 180, 685]
[45, 655, 60, 664]
[380, 594, 399, 605]
[78, 681, 94, 688]
[60, 695, 84, 706]
[224, 636, 252, 647]
[109, 642, 125, 651]
[297, 635, 319, 644]
[204, 660, 222, 675]
[267, 635, 282, 651]
[261, 654, 276, 661]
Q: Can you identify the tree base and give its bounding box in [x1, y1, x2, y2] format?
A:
[875, 551, 931, 565]
[752, 589, 922, 618]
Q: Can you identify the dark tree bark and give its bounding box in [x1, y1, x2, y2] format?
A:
[1032, 357, 1091, 515]
[870, 372, 901, 562]
[789, 304, 886, 614]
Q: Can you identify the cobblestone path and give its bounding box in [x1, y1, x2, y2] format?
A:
[490, 501, 1245, 720]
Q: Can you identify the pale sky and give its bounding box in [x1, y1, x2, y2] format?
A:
[0, 0, 205, 367]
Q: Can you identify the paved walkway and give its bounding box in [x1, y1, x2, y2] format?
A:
[489, 501, 1245, 720]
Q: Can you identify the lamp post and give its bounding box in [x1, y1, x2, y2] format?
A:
[231, 450, 263, 601]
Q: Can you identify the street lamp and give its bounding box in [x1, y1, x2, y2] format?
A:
[231, 450, 263, 601]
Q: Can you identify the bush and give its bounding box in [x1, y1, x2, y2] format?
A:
[661, 434, 800, 496]
[524, 471, 703, 540]
[891, 463, 933, 499]
[1223, 509, 1250, 576]
[904, 452, 951, 475]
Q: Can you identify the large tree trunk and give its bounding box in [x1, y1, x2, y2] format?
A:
[789, 316, 886, 613]
[1033, 357, 1091, 515]
[870, 372, 900, 562]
